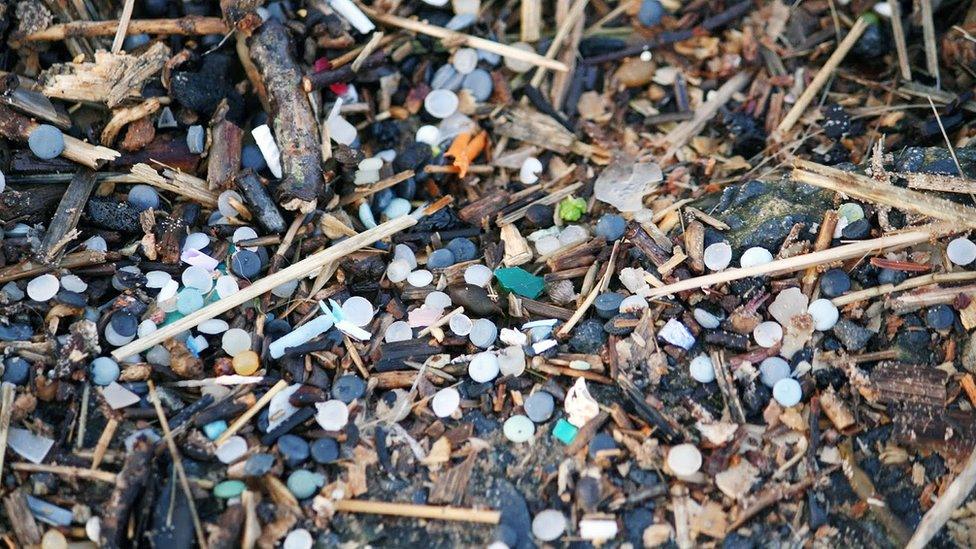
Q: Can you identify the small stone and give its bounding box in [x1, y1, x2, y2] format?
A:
[552, 418, 579, 444]
[310, 438, 340, 463]
[948, 237, 976, 265]
[28, 125, 65, 159]
[841, 218, 871, 239]
[427, 248, 456, 269]
[532, 509, 567, 541]
[759, 357, 790, 388]
[127, 185, 160, 211]
[773, 378, 803, 407]
[2, 357, 30, 385]
[91, 357, 120, 386]
[332, 375, 366, 402]
[525, 204, 555, 228]
[469, 351, 500, 382]
[659, 318, 695, 349]
[569, 319, 606, 353]
[820, 268, 851, 298]
[594, 214, 626, 241]
[689, 355, 715, 383]
[286, 470, 325, 499]
[926, 304, 955, 330]
[432, 387, 461, 417]
[807, 299, 839, 331]
[495, 267, 545, 299]
[753, 321, 783, 348]
[503, 414, 535, 443]
[244, 453, 275, 476]
[277, 434, 310, 467]
[667, 443, 702, 476]
[213, 479, 246, 499]
[448, 284, 497, 316]
[740, 247, 773, 268]
[524, 391, 555, 423]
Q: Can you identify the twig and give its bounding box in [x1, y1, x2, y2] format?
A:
[663, 71, 752, 162]
[556, 241, 618, 336]
[36, 169, 97, 264]
[0, 250, 113, 284]
[148, 380, 209, 549]
[214, 380, 289, 445]
[920, 0, 940, 87]
[710, 351, 745, 423]
[130, 163, 220, 207]
[529, 0, 588, 88]
[774, 17, 869, 138]
[0, 383, 15, 477]
[10, 462, 116, 482]
[90, 417, 118, 470]
[418, 307, 464, 337]
[927, 97, 965, 177]
[339, 170, 414, 205]
[909, 442, 976, 546]
[888, 0, 911, 81]
[23, 16, 228, 41]
[111, 0, 136, 54]
[333, 499, 501, 523]
[351, 31, 385, 72]
[834, 271, 976, 308]
[726, 467, 836, 531]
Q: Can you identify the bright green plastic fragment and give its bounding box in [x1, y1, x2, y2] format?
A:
[558, 196, 587, 221]
[553, 418, 579, 444]
[494, 267, 545, 299]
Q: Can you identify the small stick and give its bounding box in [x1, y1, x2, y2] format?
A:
[0, 250, 113, 284]
[351, 31, 385, 72]
[418, 306, 464, 337]
[214, 380, 289, 445]
[363, 7, 568, 72]
[36, 169, 97, 264]
[101, 98, 164, 145]
[90, 417, 118, 470]
[529, 0, 588, 88]
[111, 0, 136, 53]
[0, 383, 15, 476]
[112, 214, 419, 360]
[557, 241, 618, 336]
[646, 229, 942, 298]
[130, 163, 220, 207]
[834, 271, 976, 307]
[663, 71, 752, 162]
[920, 0, 940, 87]
[521, 0, 542, 42]
[710, 351, 745, 423]
[75, 384, 89, 450]
[333, 499, 501, 523]
[774, 17, 869, 138]
[10, 462, 116, 483]
[148, 380, 208, 549]
[24, 16, 229, 41]
[339, 170, 414, 205]
[888, 0, 911, 81]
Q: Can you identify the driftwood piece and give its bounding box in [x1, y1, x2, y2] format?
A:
[220, 0, 263, 36]
[207, 101, 244, 190]
[0, 103, 120, 168]
[869, 362, 947, 407]
[0, 184, 65, 222]
[2, 490, 42, 546]
[100, 436, 152, 548]
[21, 16, 228, 42]
[249, 19, 326, 212]
[236, 170, 287, 233]
[39, 42, 170, 107]
[36, 168, 97, 263]
[429, 453, 477, 505]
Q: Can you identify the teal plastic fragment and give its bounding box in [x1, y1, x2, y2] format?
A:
[494, 267, 545, 299]
[552, 418, 579, 444]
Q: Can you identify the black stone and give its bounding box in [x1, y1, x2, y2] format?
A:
[820, 268, 851, 298]
[569, 319, 606, 353]
[832, 319, 873, 351]
[524, 203, 555, 229]
[85, 198, 141, 232]
[447, 284, 498, 316]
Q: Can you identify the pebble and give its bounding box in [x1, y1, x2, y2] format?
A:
[310, 438, 340, 463]
[448, 284, 496, 316]
[427, 248, 456, 269]
[215, 436, 248, 464]
[820, 268, 851, 298]
[532, 509, 567, 541]
[277, 434, 310, 467]
[523, 391, 555, 422]
[525, 204, 555, 228]
[703, 242, 733, 271]
[637, 0, 665, 26]
[90, 357, 120, 386]
[807, 299, 839, 331]
[470, 318, 498, 347]
[332, 375, 366, 402]
[740, 247, 773, 268]
[753, 321, 783, 348]
[28, 124, 65, 159]
[27, 274, 59, 302]
[283, 529, 313, 549]
[127, 185, 160, 211]
[469, 351, 500, 382]
[432, 387, 461, 417]
[833, 319, 873, 351]
[503, 414, 535, 443]
[693, 308, 721, 329]
[594, 214, 627, 241]
[287, 470, 324, 499]
[689, 355, 715, 383]
[110, 312, 138, 338]
[926, 304, 955, 330]
[569, 319, 605, 353]
[948, 237, 976, 265]
[2, 357, 30, 385]
[773, 378, 803, 407]
[759, 357, 791, 388]
[666, 443, 702, 476]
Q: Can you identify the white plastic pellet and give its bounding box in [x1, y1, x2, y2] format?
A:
[283, 529, 313, 549]
[272, 279, 299, 298]
[199, 319, 230, 335]
[452, 48, 478, 74]
[407, 269, 434, 287]
[431, 387, 460, 418]
[221, 328, 252, 357]
[157, 279, 179, 302]
[215, 275, 239, 299]
[251, 125, 283, 178]
[807, 298, 839, 331]
[689, 354, 715, 383]
[753, 321, 783, 348]
[619, 295, 648, 314]
[315, 399, 349, 431]
[693, 308, 721, 329]
[416, 125, 441, 147]
[137, 320, 157, 338]
[659, 318, 695, 350]
[948, 237, 976, 266]
[468, 351, 500, 382]
[182, 266, 213, 293]
[359, 157, 383, 172]
[703, 242, 732, 271]
[341, 296, 374, 327]
[759, 357, 791, 388]
[384, 321, 412, 343]
[145, 270, 172, 289]
[27, 274, 59, 302]
[394, 244, 418, 270]
[184, 232, 210, 251]
[519, 157, 543, 184]
[773, 378, 803, 407]
[269, 315, 334, 359]
[449, 313, 473, 336]
[218, 190, 244, 218]
[469, 318, 498, 348]
[667, 443, 702, 476]
[424, 291, 452, 310]
[233, 226, 259, 249]
[740, 247, 774, 268]
[424, 89, 459, 119]
[535, 236, 561, 255]
[386, 259, 411, 283]
[60, 274, 88, 293]
[464, 264, 493, 287]
[215, 436, 248, 464]
[532, 510, 567, 542]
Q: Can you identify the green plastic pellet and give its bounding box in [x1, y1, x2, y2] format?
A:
[558, 196, 587, 221]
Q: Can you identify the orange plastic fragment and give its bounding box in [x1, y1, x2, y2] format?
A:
[445, 132, 471, 160]
[454, 131, 488, 177]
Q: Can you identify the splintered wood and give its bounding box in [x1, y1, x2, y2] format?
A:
[39, 42, 171, 107]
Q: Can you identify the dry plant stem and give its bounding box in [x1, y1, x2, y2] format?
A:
[99, 437, 151, 547]
[646, 229, 941, 298]
[528, 0, 588, 88]
[11, 462, 116, 482]
[662, 71, 752, 162]
[250, 19, 325, 211]
[905, 172, 976, 193]
[0, 383, 15, 477]
[557, 241, 618, 336]
[835, 271, 976, 307]
[920, 0, 940, 86]
[111, 0, 136, 54]
[24, 16, 229, 41]
[147, 380, 209, 549]
[333, 499, 501, 523]
[0, 250, 112, 284]
[101, 98, 164, 145]
[774, 17, 869, 138]
[130, 163, 220, 207]
[521, 0, 542, 42]
[418, 307, 464, 337]
[888, 0, 911, 81]
[909, 444, 976, 547]
[351, 32, 385, 72]
[339, 170, 414, 205]
[112, 214, 417, 360]
[207, 102, 244, 189]
[90, 417, 118, 470]
[214, 380, 290, 445]
[363, 7, 568, 72]
[792, 159, 976, 228]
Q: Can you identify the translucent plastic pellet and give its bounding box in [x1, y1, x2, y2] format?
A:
[689, 355, 715, 383]
[26, 274, 59, 302]
[158, 297, 178, 313]
[469, 318, 498, 348]
[215, 436, 248, 464]
[503, 415, 535, 442]
[740, 247, 774, 268]
[468, 351, 500, 382]
[452, 48, 478, 74]
[176, 289, 204, 315]
[558, 225, 589, 246]
[217, 190, 244, 218]
[341, 296, 374, 327]
[948, 237, 976, 266]
[104, 323, 134, 347]
[753, 321, 783, 348]
[431, 387, 460, 417]
[60, 274, 87, 293]
[383, 198, 412, 219]
[759, 357, 791, 388]
[147, 345, 171, 366]
[519, 157, 543, 184]
[137, 320, 157, 338]
[424, 89, 459, 118]
[464, 264, 493, 287]
[532, 509, 567, 542]
[535, 236, 561, 255]
[181, 266, 213, 292]
[384, 321, 412, 343]
[221, 328, 252, 357]
[394, 244, 417, 269]
[407, 269, 433, 287]
[232, 226, 259, 248]
[449, 313, 473, 336]
[424, 291, 452, 310]
[199, 319, 230, 335]
[184, 232, 210, 251]
[269, 315, 334, 359]
[667, 443, 702, 476]
[271, 279, 298, 298]
[354, 169, 379, 185]
[807, 299, 839, 331]
[703, 242, 732, 271]
[386, 259, 411, 283]
[416, 125, 441, 147]
[145, 270, 171, 289]
[215, 276, 239, 299]
[83, 235, 107, 252]
[693, 308, 721, 329]
[157, 279, 179, 302]
[358, 157, 383, 172]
